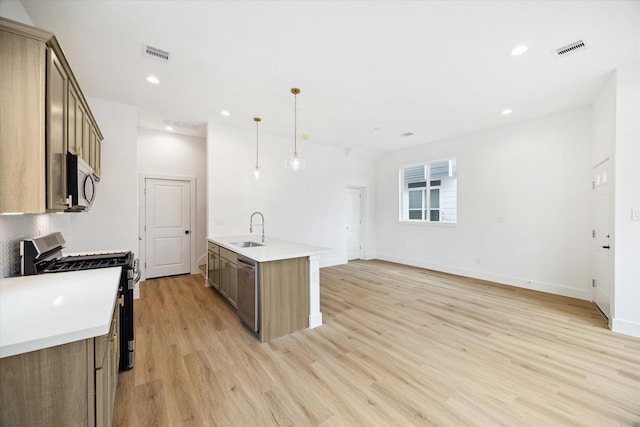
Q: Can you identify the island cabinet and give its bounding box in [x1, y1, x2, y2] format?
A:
[259, 257, 309, 342]
[0, 303, 119, 427]
[0, 17, 103, 214]
[220, 247, 238, 308]
[207, 242, 220, 290]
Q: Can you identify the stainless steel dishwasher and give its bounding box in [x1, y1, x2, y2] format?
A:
[237, 255, 259, 333]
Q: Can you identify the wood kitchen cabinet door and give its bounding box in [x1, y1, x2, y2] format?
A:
[46, 47, 70, 211]
[0, 25, 46, 214]
[68, 84, 83, 156]
[82, 113, 91, 164]
[94, 136, 101, 178]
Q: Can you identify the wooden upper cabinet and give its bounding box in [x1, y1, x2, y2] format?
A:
[47, 48, 70, 211]
[0, 22, 46, 214]
[68, 84, 84, 157]
[82, 110, 91, 164]
[90, 127, 102, 179]
[94, 138, 102, 178]
[0, 17, 103, 214]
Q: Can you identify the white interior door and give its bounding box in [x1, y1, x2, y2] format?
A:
[346, 188, 362, 260]
[592, 160, 613, 319]
[145, 178, 191, 279]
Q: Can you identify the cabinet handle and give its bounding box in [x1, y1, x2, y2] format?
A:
[110, 333, 118, 352]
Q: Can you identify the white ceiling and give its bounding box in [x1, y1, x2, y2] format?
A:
[20, 0, 640, 153]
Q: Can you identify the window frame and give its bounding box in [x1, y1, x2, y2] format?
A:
[398, 159, 457, 224]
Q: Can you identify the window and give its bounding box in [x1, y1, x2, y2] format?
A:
[400, 159, 457, 223]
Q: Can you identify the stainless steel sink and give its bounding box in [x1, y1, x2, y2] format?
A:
[231, 241, 264, 248]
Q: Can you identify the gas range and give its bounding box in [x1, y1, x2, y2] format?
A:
[20, 232, 137, 371]
[43, 252, 133, 273]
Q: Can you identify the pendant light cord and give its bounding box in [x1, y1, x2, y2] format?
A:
[254, 117, 261, 168]
[293, 91, 297, 155]
[291, 88, 300, 156]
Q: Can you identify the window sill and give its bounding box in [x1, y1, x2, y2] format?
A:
[398, 220, 457, 228]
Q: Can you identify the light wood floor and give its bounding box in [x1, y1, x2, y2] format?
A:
[114, 260, 640, 426]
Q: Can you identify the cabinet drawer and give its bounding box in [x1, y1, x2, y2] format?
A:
[220, 247, 237, 264]
[208, 241, 219, 253]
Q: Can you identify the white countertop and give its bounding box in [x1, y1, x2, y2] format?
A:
[209, 235, 329, 262]
[0, 268, 122, 358]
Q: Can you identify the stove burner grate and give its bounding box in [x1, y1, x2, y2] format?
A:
[43, 252, 133, 273]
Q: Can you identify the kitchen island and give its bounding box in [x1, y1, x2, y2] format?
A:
[208, 236, 328, 341]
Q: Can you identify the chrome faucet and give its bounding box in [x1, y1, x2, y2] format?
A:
[249, 211, 265, 243]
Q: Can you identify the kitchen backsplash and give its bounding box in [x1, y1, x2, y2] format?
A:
[0, 215, 50, 278]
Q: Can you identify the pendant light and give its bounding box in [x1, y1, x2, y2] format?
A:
[285, 87, 305, 171]
[253, 117, 262, 180]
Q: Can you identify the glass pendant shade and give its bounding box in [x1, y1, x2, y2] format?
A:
[253, 165, 263, 180]
[285, 87, 305, 170]
[285, 152, 305, 170]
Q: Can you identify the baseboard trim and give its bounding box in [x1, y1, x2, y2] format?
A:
[376, 254, 592, 301]
[320, 256, 347, 268]
[611, 318, 640, 338]
[309, 312, 323, 329]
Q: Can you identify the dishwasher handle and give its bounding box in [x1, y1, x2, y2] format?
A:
[237, 258, 257, 270]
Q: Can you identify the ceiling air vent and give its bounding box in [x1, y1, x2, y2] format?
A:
[554, 40, 586, 57]
[143, 44, 170, 62]
[162, 118, 200, 131]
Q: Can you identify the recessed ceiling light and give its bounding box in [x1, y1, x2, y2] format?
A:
[146, 75, 160, 84]
[164, 126, 174, 131]
[511, 45, 528, 56]
[220, 110, 230, 116]
[501, 108, 513, 115]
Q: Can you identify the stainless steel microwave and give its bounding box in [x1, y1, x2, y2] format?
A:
[66, 152, 96, 211]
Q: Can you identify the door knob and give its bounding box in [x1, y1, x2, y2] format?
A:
[185, 230, 190, 234]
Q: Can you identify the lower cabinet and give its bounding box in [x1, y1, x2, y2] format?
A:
[220, 248, 237, 308]
[207, 242, 220, 290]
[208, 242, 238, 308]
[95, 305, 119, 427]
[0, 304, 119, 427]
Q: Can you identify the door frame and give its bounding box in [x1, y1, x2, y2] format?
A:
[591, 157, 614, 325]
[138, 173, 197, 287]
[346, 185, 366, 261]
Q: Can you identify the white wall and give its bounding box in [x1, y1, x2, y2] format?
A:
[612, 64, 640, 337]
[376, 108, 593, 299]
[207, 123, 377, 267]
[137, 128, 207, 273]
[49, 98, 139, 255]
[592, 73, 616, 166]
[0, 0, 32, 24]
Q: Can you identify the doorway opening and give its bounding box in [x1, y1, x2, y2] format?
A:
[346, 187, 365, 261]
[591, 158, 613, 321]
[139, 174, 197, 281]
